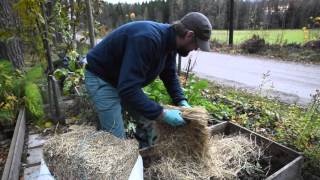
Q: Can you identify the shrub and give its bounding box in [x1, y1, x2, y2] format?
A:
[0, 62, 45, 124]
[24, 65, 46, 121]
[241, 35, 266, 53]
[303, 40, 320, 50]
[210, 39, 223, 48]
[0, 60, 22, 125]
[25, 65, 44, 82]
[24, 82, 45, 120]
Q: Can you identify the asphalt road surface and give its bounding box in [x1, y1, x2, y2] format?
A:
[181, 52, 320, 106]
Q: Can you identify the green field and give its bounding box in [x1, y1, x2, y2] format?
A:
[212, 29, 320, 45]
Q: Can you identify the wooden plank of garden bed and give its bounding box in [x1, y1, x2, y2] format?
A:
[265, 156, 303, 180]
[1, 107, 26, 180]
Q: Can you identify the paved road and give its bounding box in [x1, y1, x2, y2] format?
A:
[181, 52, 320, 106]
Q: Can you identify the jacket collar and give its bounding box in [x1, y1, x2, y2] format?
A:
[165, 25, 177, 52]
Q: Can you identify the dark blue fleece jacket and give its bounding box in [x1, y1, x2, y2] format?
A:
[86, 21, 186, 120]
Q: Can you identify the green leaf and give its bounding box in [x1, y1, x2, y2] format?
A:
[68, 60, 77, 71]
[53, 68, 68, 80]
[36, 12, 45, 24]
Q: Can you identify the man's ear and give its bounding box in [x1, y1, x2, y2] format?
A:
[185, 31, 195, 40]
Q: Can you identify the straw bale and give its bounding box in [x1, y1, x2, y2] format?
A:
[154, 106, 210, 160]
[206, 134, 263, 179]
[43, 126, 139, 180]
[145, 134, 264, 180]
[144, 106, 265, 180]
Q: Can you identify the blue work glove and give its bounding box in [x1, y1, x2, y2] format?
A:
[178, 100, 191, 108]
[162, 109, 185, 127]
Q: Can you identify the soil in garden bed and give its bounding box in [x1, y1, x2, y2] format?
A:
[0, 140, 10, 177]
[0, 128, 13, 177]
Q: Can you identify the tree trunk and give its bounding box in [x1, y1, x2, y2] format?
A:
[86, 0, 95, 48]
[0, 0, 24, 70]
[70, 0, 76, 41]
[0, 38, 24, 69]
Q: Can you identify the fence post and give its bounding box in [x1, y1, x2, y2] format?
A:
[228, 0, 234, 46]
[41, 2, 63, 122]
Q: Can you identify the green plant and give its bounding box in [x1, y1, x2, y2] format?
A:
[183, 75, 208, 104]
[0, 60, 23, 124]
[144, 75, 212, 107]
[0, 62, 45, 125]
[183, 75, 236, 120]
[25, 65, 44, 82]
[0, 95, 19, 125]
[143, 74, 236, 121]
[143, 79, 171, 104]
[53, 50, 85, 95]
[24, 82, 45, 121]
[275, 90, 320, 174]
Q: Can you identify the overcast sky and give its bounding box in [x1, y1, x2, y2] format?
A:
[104, 0, 154, 4]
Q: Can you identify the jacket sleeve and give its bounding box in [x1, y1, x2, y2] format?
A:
[159, 52, 187, 104]
[117, 36, 163, 120]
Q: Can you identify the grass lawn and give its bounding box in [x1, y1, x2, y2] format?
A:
[212, 29, 320, 45]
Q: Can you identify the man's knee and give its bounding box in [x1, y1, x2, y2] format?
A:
[95, 98, 121, 112]
[90, 83, 121, 112]
[97, 107, 125, 138]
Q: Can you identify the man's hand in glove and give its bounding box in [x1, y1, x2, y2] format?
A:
[161, 109, 185, 127]
[178, 100, 191, 108]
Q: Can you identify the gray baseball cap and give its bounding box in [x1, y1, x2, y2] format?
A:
[180, 12, 212, 51]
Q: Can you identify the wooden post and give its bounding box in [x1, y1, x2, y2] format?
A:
[47, 77, 54, 116]
[41, 2, 62, 122]
[86, 0, 95, 48]
[228, 0, 234, 46]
